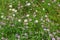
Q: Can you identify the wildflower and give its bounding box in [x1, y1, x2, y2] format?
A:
[13, 14, 15, 17]
[45, 15, 48, 17]
[58, 4, 60, 7]
[24, 19, 28, 23]
[52, 37, 55, 40]
[15, 34, 20, 39]
[1, 15, 4, 18]
[43, 8, 45, 11]
[48, 3, 51, 6]
[34, 20, 38, 23]
[29, 18, 32, 21]
[12, 8, 17, 12]
[26, 3, 31, 6]
[18, 19, 21, 22]
[42, 0, 45, 2]
[9, 4, 12, 8]
[9, 8, 12, 11]
[26, 14, 30, 17]
[24, 22, 28, 25]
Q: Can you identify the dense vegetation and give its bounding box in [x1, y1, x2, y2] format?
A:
[0, 0, 60, 40]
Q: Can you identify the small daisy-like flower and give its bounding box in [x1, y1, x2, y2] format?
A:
[43, 8, 45, 11]
[5, 38, 8, 40]
[33, 14, 36, 17]
[29, 18, 32, 21]
[35, 10, 38, 12]
[9, 8, 12, 11]
[18, 19, 21, 22]
[45, 15, 48, 17]
[1, 37, 5, 40]
[12, 8, 15, 11]
[53, 32, 56, 35]
[24, 33, 28, 38]
[43, 20, 45, 22]
[47, 19, 51, 22]
[40, 17, 43, 21]
[24, 33, 28, 36]
[49, 34, 53, 37]
[20, 5, 24, 8]
[41, 24, 44, 27]
[58, 4, 60, 7]
[24, 22, 28, 25]
[9, 4, 12, 8]
[47, 29, 50, 31]
[12, 14, 15, 17]
[35, 31, 38, 34]
[43, 28, 47, 31]
[42, 0, 45, 2]
[25, 26, 29, 29]
[48, 3, 51, 6]
[26, 2, 31, 6]
[33, 15, 36, 17]
[15, 34, 20, 39]
[26, 14, 30, 17]
[34, 20, 38, 23]
[14, 9, 17, 12]
[24, 19, 28, 23]
[12, 8, 17, 12]
[1, 15, 4, 18]
[42, 39, 44, 40]
[26, 1, 28, 3]
[52, 0, 56, 2]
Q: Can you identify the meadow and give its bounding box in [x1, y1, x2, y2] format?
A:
[0, 0, 60, 40]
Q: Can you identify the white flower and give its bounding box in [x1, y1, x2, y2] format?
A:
[43, 20, 45, 22]
[14, 9, 17, 12]
[9, 4, 12, 8]
[42, 0, 45, 2]
[53, 32, 56, 35]
[1, 15, 4, 18]
[29, 18, 32, 21]
[49, 34, 53, 37]
[52, 0, 56, 2]
[1, 37, 5, 40]
[24, 19, 28, 23]
[58, 4, 60, 7]
[48, 3, 51, 6]
[45, 15, 48, 17]
[13, 14, 15, 16]
[43, 28, 47, 31]
[12, 8, 17, 12]
[18, 19, 21, 22]
[26, 3, 31, 6]
[15, 34, 20, 38]
[24, 33, 28, 36]
[24, 22, 28, 25]
[26, 14, 30, 17]
[12, 8, 15, 11]
[47, 29, 50, 31]
[43, 8, 45, 11]
[34, 20, 38, 23]
[9, 8, 12, 11]
[40, 18, 43, 21]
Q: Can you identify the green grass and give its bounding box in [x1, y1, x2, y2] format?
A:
[0, 0, 60, 40]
